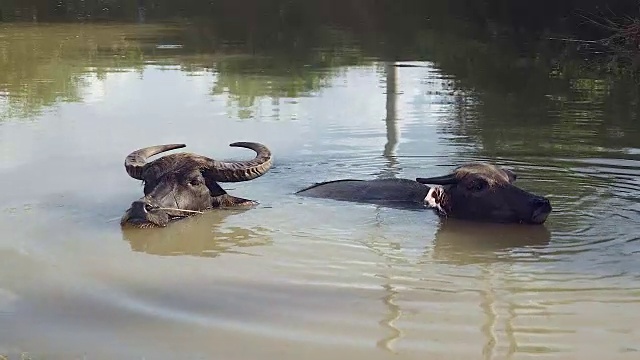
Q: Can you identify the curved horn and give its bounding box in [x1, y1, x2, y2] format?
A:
[124, 144, 186, 180]
[206, 142, 273, 182]
[416, 173, 458, 185]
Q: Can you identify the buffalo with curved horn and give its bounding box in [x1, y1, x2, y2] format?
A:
[296, 162, 552, 225]
[120, 142, 272, 228]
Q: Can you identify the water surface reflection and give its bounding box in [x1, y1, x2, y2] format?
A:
[122, 209, 272, 257]
[431, 220, 552, 265]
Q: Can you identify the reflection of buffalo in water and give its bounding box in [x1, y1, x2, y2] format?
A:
[297, 163, 552, 225]
[120, 142, 273, 228]
[430, 218, 552, 264]
[121, 209, 272, 258]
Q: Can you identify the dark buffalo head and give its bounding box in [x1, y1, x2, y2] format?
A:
[416, 163, 552, 224]
[120, 142, 272, 228]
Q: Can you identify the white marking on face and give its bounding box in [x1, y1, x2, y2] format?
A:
[424, 186, 446, 215]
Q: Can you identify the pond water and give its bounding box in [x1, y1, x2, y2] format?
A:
[0, 20, 639, 360]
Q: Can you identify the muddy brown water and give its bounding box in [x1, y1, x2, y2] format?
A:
[0, 22, 639, 359]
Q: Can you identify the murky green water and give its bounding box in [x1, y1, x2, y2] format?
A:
[0, 18, 639, 360]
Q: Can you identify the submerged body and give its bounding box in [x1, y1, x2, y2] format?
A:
[297, 163, 552, 225]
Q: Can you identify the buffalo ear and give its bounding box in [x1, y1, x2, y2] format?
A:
[504, 169, 517, 183]
[416, 174, 457, 185]
[201, 168, 228, 196]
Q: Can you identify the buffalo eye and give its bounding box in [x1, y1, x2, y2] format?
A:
[467, 179, 487, 192]
[189, 178, 202, 186]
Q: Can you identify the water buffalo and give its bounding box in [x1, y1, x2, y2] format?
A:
[296, 162, 552, 224]
[120, 142, 272, 228]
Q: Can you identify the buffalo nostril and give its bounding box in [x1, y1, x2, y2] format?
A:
[131, 201, 155, 216]
[528, 197, 552, 224]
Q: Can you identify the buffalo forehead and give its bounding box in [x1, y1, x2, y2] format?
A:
[143, 153, 209, 180]
[453, 163, 510, 184]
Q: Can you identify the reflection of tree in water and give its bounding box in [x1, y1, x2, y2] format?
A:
[418, 23, 640, 160]
[0, 1, 382, 120]
[0, 21, 370, 121]
[0, 24, 147, 120]
[209, 37, 366, 119]
[121, 209, 273, 258]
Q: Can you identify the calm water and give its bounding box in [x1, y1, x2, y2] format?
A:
[1, 21, 640, 360]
